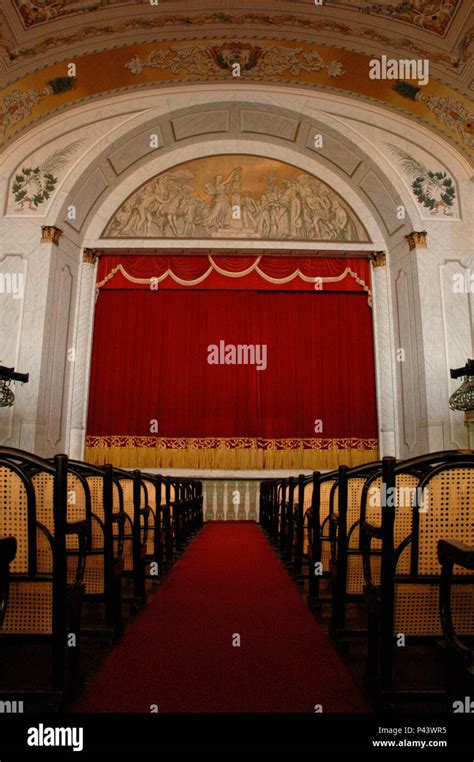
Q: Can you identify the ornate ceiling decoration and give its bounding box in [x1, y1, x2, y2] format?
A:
[15, 1, 458, 35]
[329, 1, 461, 36]
[13, 1, 132, 28]
[0, 2, 472, 155]
[2, 2, 470, 75]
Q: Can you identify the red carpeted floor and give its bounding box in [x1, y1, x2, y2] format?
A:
[73, 522, 369, 713]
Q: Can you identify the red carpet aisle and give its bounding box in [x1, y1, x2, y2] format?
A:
[73, 523, 369, 713]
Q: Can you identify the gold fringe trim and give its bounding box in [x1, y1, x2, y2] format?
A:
[84, 445, 379, 470]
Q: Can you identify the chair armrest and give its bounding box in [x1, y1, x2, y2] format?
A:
[347, 518, 362, 546]
[362, 521, 383, 540]
[65, 520, 88, 585]
[90, 512, 105, 530]
[320, 515, 331, 534]
[112, 512, 126, 525]
[139, 506, 150, 543]
[438, 539, 474, 571]
[438, 538, 474, 662]
[112, 511, 126, 556]
[0, 536, 17, 626]
[361, 521, 382, 592]
[0, 536, 16, 565]
[66, 519, 88, 537]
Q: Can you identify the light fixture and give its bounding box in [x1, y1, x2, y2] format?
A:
[0, 365, 29, 408]
[449, 359, 474, 450]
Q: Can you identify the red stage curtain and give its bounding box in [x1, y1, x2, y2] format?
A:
[86, 272, 378, 469]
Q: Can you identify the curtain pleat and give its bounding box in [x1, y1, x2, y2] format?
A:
[86, 281, 378, 469]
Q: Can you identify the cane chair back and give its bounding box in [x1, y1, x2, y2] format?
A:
[0, 465, 30, 575]
[0, 452, 73, 638]
[319, 478, 336, 572]
[393, 464, 474, 636]
[302, 481, 313, 552]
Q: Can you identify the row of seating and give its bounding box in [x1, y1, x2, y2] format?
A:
[0, 447, 203, 709]
[260, 451, 474, 709]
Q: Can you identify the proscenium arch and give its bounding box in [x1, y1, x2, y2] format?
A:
[43, 93, 420, 463]
[84, 140, 386, 249]
[40, 94, 421, 248]
[7, 85, 458, 463]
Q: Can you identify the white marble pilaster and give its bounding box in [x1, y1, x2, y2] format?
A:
[15, 233, 61, 452]
[68, 250, 99, 459]
[370, 252, 397, 456]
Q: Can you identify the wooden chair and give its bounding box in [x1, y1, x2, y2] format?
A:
[194, 481, 204, 532]
[293, 474, 313, 577]
[179, 481, 191, 546]
[259, 480, 270, 532]
[69, 461, 125, 635]
[190, 480, 203, 535]
[141, 474, 164, 579]
[281, 477, 296, 562]
[106, 467, 149, 604]
[362, 455, 474, 705]
[173, 479, 187, 552]
[0, 536, 16, 626]
[0, 449, 87, 706]
[160, 477, 173, 567]
[268, 479, 280, 537]
[307, 469, 338, 606]
[438, 538, 474, 709]
[330, 452, 465, 639]
[148, 477, 201, 571]
[329, 461, 385, 637]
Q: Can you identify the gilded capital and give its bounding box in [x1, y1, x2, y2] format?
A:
[370, 251, 386, 268]
[40, 226, 62, 245]
[83, 248, 102, 265]
[405, 231, 427, 251]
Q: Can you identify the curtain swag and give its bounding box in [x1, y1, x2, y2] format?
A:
[95, 254, 372, 306]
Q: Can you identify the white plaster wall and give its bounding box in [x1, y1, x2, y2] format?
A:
[0, 254, 28, 444]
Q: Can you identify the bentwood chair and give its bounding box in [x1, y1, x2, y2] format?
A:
[0, 450, 87, 706]
[438, 538, 474, 708]
[362, 455, 474, 705]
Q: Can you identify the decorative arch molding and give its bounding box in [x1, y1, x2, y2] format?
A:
[35, 96, 421, 249]
[4, 85, 471, 239]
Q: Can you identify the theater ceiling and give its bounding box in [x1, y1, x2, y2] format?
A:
[0, 1, 472, 156]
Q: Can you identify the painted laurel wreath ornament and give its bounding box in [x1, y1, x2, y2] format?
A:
[11, 140, 84, 212]
[411, 171, 456, 214]
[12, 167, 57, 210]
[385, 143, 457, 216]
